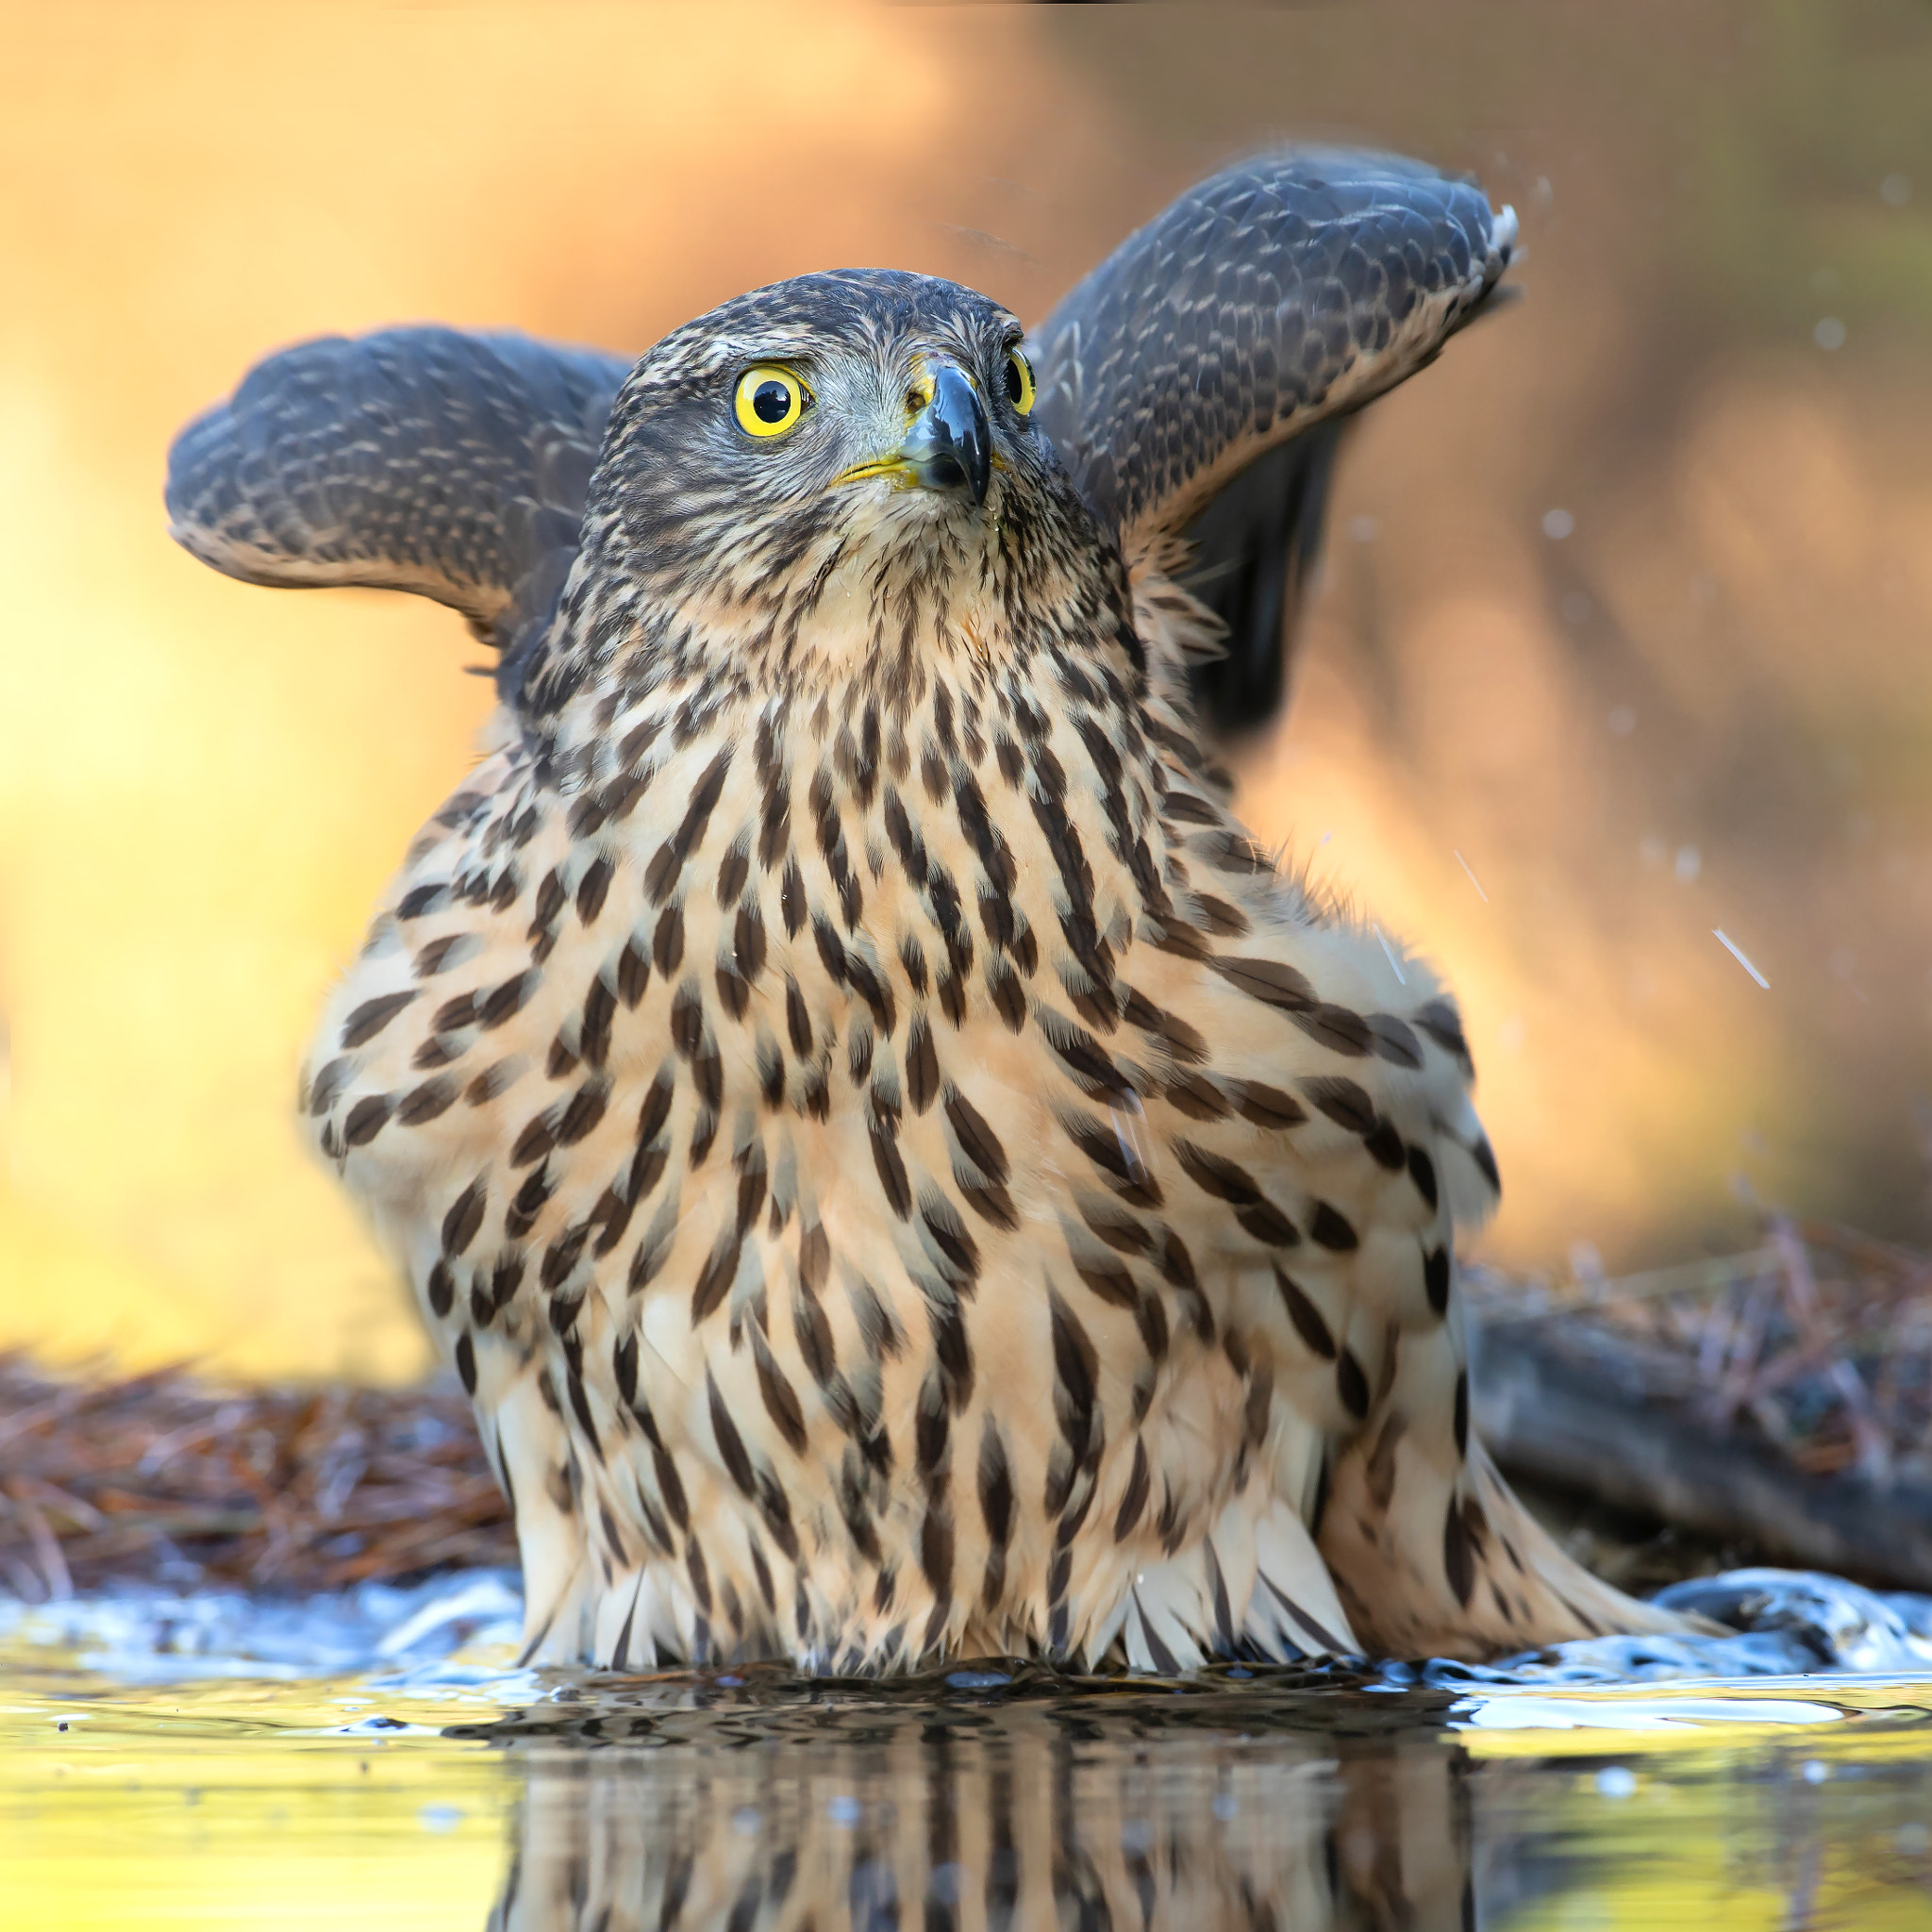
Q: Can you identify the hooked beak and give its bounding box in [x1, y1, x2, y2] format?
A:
[899, 365, 991, 507]
[836, 364, 992, 508]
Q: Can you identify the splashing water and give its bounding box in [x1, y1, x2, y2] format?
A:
[0, 1565, 1924, 1690]
[0, 1570, 527, 1690]
[7, 1563, 1930, 1690]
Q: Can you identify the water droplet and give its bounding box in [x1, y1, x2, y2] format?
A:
[1714, 929, 1770, 989]
[418, 1804, 463, 1834]
[731, 1806, 761, 1836]
[1814, 317, 1847, 352]
[1346, 515, 1378, 542]
[1674, 845, 1702, 883]
[1212, 1792, 1239, 1822]
[1373, 924, 1407, 987]
[1594, 1766, 1638, 1798]
[827, 1794, 862, 1825]
[1541, 507, 1574, 540]
[1801, 1758, 1829, 1784]
[1882, 174, 1911, 207]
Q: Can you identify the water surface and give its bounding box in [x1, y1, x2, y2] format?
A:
[8, 1573, 1932, 1929]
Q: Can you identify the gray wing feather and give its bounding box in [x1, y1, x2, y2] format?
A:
[1029, 149, 1515, 733]
[164, 327, 632, 701]
[1167, 421, 1345, 732]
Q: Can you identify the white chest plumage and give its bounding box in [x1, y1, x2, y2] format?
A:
[299, 558, 1669, 1673]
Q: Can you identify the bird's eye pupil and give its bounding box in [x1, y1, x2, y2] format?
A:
[752, 379, 791, 424]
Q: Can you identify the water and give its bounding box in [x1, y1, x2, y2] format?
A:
[8, 1574, 1932, 1928]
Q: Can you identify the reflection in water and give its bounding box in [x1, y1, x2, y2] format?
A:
[467, 1667, 1474, 1932]
[461, 1661, 1932, 1929]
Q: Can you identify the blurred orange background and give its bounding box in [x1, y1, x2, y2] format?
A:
[4, 2, 1931, 1382]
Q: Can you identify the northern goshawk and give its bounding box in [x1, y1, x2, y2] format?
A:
[167, 151, 1690, 1671]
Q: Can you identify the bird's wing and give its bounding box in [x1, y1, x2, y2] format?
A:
[1098, 825, 1694, 1662]
[1030, 149, 1516, 734]
[164, 326, 632, 703]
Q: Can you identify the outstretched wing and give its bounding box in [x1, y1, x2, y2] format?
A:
[164, 327, 632, 702]
[1030, 150, 1516, 733]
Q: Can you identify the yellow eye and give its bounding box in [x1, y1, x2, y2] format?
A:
[1003, 348, 1035, 417]
[734, 366, 810, 439]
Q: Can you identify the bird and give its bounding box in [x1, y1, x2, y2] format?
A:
[167, 149, 1692, 1674]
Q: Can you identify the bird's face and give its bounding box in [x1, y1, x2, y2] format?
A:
[720, 313, 1028, 519]
[571, 271, 1120, 696]
[603, 270, 1050, 537]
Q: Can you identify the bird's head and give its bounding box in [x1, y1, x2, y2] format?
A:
[552, 270, 1136, 708]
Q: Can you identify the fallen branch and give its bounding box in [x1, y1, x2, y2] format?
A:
[1473, 1320, 1932, 1591]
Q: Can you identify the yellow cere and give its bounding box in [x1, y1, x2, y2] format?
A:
[1004, 347, 1035, 417]
[733, 365, 809, 438]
